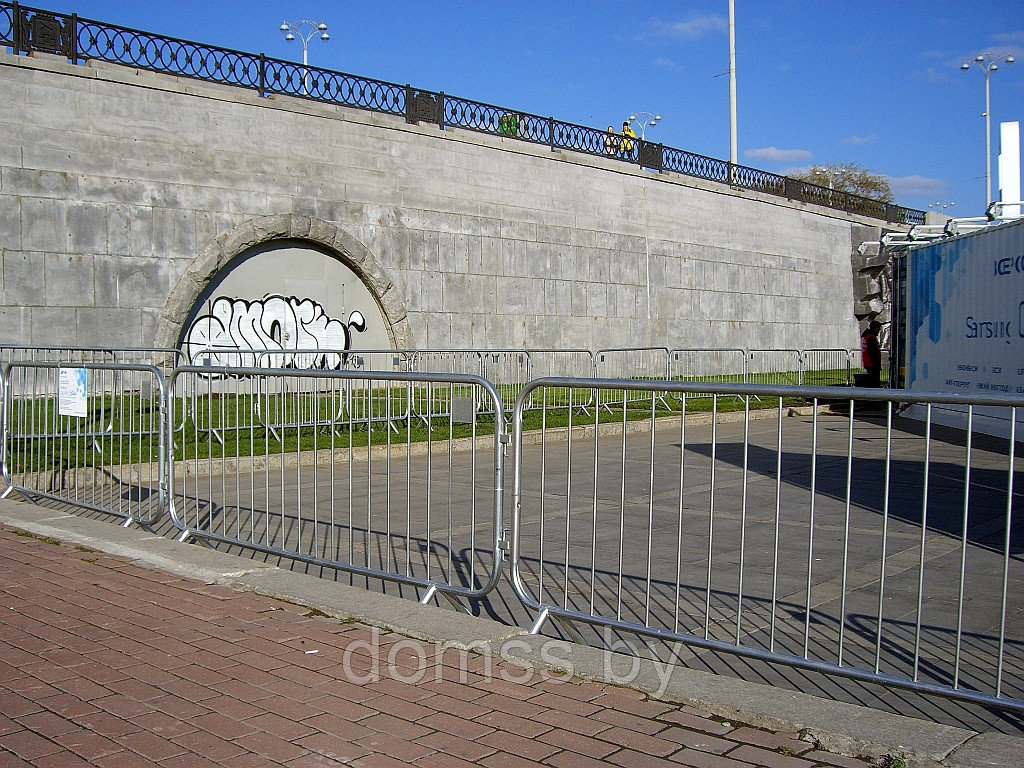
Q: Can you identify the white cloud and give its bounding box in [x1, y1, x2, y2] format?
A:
[744, 147, 813, 164]
[652, 57, 684, 72]
[841, 134, 877, 146]
[887, 175, 949, 197]
[992, 30, 1024, 47]
[640, 15, 727, 43]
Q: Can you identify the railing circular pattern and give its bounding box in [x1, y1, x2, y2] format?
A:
[2, 1, 925, 225]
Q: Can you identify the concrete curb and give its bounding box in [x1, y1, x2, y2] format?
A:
[1, 498, 1020, 768]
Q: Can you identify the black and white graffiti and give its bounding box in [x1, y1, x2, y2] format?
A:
[183, 295, 367, 372]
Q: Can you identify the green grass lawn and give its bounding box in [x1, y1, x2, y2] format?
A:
[3, 377, 825, 473]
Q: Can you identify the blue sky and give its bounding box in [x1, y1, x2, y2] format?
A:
[28, 0, 1024, 215]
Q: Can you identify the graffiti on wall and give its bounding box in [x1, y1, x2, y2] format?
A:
[183, 295, 367, 372]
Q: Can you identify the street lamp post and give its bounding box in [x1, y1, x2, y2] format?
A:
[813, 167, 837, 190]
[280, 19, 329, 94]
[961, 52, 1014, 207]
[628, 111, 661, 141]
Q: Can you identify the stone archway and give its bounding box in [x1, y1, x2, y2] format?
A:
[156, 214, 412, 353]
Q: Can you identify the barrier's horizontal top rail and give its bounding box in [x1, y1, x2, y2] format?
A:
[3, 360, 164, 375]
[173, 363, 498, 388]
[596, 346, 671, 353]
[517, 376, 1024, 409]
[0, 0, 925, 225]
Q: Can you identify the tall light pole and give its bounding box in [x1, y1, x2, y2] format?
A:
[961, 52, 1014, 207]
[280, 19, 329, 94]
[728, 0, 737, 168]
[628, 111, 661, 140]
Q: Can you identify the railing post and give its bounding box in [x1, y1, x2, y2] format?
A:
[437, 91, 445, 130]
[258, 53, 265, 98]
[12, 1, 21, 55]
[69, 13, 78, 64]
[639, 141, 663, 172]
[548, 117, 555, 151]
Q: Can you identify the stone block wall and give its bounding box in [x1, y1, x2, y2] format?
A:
[0, 52, 897, 354]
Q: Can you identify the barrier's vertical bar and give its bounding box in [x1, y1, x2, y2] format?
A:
[953, 406, 974, 689]
[770, 396, 784, 652]
[703, 394, 718, 639]
[913, 404, 933, 681]
[562, 387, 573, 611]
[588, 385, 597, 614]
[366, 376, 374, 573]
[615, 389, 627, 622]
[537, 387, 548, 605]
[644, 391, 656, 626]
[425, 382, 433, 582]
[838, 398, 855, 665]
[874, 402, 894, 674]
[405, 381, 413, 577]
[347, 376, 355, 571]
[673, 392, 687, 633]
[447, 382, 455, 582]
[384, 375, 393, 574]
[995, 408, 1016, 698]
[803, 401, 820, 659]
[736, 393, 750, 644]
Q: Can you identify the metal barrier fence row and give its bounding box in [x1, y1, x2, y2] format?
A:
[181, 344, 862, 410]
[0, 0, 925, 225]
[511, 377, 1024, 713]
[4, 352, 1021, 713]
[1, 361, 168, 526]
[0, 343, 862, 490]
[168, 366, 507, 606]
[1, 359, 507, 609]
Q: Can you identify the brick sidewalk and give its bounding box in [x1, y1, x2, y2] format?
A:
[0, 524, 871, 767]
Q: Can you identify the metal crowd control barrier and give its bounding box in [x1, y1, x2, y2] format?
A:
[0, 344, 118, 365]
[510, 377, 1024, 712]
[1, 361, 168, 526]
[800, 348, 854, 387]
[167, 366, 507, 606]
[0, 346, 182, 460]
[408, 350, 485, 423]
[174, 349, 262, 445]
[254, 349, 413, 438]
[746, 348, 802, 386]
[479, 350, 530, 416]
[668, 348, 746, 401]
[523, 349, 596, 412]
[593, 347, 672, 411]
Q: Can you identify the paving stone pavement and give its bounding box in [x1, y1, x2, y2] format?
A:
[0, 500, 1021, 768]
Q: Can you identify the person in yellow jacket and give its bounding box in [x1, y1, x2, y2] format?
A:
[619, 121, 636, 156]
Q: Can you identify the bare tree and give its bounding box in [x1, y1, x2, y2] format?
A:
[790, 163, 894, 202]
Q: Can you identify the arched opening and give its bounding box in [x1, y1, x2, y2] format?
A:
[156, 215, 412, 361]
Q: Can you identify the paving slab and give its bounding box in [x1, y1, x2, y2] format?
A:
[1, 497, 1021, 768]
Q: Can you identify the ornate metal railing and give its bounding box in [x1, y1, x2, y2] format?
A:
[0, 1, 926, 225]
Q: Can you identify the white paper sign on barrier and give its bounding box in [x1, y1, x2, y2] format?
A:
[58, 367, 88, 418]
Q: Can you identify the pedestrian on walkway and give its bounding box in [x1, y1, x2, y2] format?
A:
[861, 319, 882, 386]
[604, 125, 619, 155]
[619, 120, 636, 157]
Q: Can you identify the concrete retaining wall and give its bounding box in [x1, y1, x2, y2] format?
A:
[0, 52, 885, 353]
